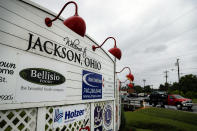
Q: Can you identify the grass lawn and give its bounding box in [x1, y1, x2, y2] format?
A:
[192, 99, 197, 104]
[122, 107, 197, 131]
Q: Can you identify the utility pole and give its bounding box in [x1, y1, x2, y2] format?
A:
[164, 70, 169, 84]
[175, 58, 180, 93]
[176, 58, 180, 82]
[164, 70, 169, 92]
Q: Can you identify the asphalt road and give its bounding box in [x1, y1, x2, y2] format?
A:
[192, 104, 197, 113]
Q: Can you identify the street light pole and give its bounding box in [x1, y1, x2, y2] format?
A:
[143, 79, 146, 88]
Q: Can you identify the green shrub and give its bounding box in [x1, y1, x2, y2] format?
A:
[185, 91, 195, 98]
[170, 90, 184, 96]
[124, 108, 197, 131]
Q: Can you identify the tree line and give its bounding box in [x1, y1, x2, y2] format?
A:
[121, 74, 197, 99]
[159, 74, 197, 99]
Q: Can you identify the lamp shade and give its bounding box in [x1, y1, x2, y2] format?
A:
[128, 83, 133, 88]
[108, 47, 122, 60]
[63, 15, 86, 37]
[45, 1, 86, 37]
[126, 73, 134, 81]
[92, 37, 122, 60]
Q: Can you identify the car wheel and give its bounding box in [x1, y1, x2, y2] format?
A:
[161, 102, 165, 108]
[152, 103, 156, 107]
[176, 104, 182, 110]
[187, 106, 192, 110]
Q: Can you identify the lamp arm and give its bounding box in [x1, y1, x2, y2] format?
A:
[120, 79, 128, 83]
[93, 37, 117, 50]
[49, 1, 78, 23]
[116, 67, 131, 74]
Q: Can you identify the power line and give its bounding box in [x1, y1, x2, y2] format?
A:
[181, 67, 197, 70]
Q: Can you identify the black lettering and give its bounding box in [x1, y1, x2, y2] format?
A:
[85, 58, 90, 67]
[90, 59, 94, 68]
[26, 33, 34, 51]
[0, 68, 14, 75]
[0, 61, 16, 69]
[44, 41, 53, 54]
[74, 53, 81, 64]
[97, 62, 101, 70]
[32, 37, 43, 52]
[0, 76, 6, 83]
[9, 63, 16, 69]
[53, 44, 62, 57]
[61, 47, 67, 58]
[0, 94, 13, 101]
[67, 50, 74, 61]
[64, 37, 70, 45]
[83, 47, 87, 58]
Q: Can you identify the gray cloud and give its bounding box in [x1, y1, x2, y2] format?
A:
[144, 44, 168, 53]
[31, 0, 197, 88]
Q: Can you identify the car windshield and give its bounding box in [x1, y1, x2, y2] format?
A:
[174, 95, 184, 99]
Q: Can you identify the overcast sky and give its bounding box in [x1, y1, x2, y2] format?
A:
[31, 0, 197, 88]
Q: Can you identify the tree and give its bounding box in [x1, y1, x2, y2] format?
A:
[159, 84, 167, 91]
[144, 85, 152, 93]
[169, 82, 179, 92]
[179, 74, 197, 93]
[168, 74, 197, 98]
[134, 85, 143, 93]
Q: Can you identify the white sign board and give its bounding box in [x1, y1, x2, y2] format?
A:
[0, 45, 68, 103]
[0, 0, 115, 109]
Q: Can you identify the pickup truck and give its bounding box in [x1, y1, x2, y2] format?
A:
[149, 91, 193, 110]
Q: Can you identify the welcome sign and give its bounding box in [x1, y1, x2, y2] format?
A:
[0, 0, 115, 109]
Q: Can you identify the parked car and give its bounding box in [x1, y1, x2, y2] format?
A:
[121, 95, 132, 103]
[144, 94, 150, 102]
[138, 93, 148, 97]
[128, 93, 138, 98]
[149, 91, 193, 110]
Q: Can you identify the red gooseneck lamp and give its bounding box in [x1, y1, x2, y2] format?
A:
[120, 79, 128, 84]
[116, 67, 134, 81]
[128, 83, 133, 88]
[45, 1, 86, 37]
[120, 79, 133, 88]
[92, 37, 122, 60]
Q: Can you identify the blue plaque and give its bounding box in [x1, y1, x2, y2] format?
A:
[82, 70, 102, 99]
